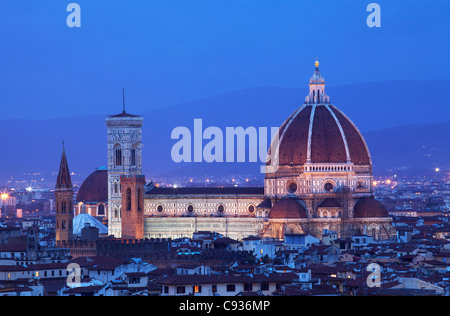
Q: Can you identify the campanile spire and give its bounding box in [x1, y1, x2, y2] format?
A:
[55, 143, 74, 245]
[56, 142, 73, 189]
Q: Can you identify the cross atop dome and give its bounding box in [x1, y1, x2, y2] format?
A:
[305, 58, 330, 104]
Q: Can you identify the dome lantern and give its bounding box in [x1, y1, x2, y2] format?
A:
[305, 58, 330, 104]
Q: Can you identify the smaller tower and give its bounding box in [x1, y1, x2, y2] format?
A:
[120, 174, 146, 239]
[55, 143, 74, 246]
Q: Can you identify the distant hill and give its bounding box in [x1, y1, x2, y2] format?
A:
[0, 80, 449, 184]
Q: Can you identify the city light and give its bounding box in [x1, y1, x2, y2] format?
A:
[1, 193, 8, 200]
[435, 167, 440, 172]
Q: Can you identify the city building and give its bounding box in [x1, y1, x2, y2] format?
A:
[103, 61, 394, 241]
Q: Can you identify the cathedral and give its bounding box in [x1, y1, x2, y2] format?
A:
[61, 61, 395, 245]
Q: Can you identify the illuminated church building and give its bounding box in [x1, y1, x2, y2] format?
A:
[71, 61, 395, 242]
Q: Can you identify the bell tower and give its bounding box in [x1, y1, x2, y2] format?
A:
[120, 174, 146, 239]
[106, 90, 144, 237]
[55, 143, 74, 246]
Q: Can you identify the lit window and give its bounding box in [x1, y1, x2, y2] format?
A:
[193, 286, 201, 293]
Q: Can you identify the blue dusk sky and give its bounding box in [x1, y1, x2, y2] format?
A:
[0, 0, 449, 120]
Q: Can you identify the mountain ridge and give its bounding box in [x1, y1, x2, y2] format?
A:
[1, 80, 449, 183]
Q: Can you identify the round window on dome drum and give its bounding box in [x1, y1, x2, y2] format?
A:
[287, 182, 298, 194]
[187, 205, 194, 214]
[324, 182, 334, 192]
[156, 204, 164, 213]
[217, 204, 225, 213]
[248, 205, 255, 213]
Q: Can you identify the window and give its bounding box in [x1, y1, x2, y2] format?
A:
[244, 284, 253, 292]
[138, 189, 143, 211]
[287, 182, 297, 194]
[129, 277, 140, 284]
[126, 188, 132, 211]
[260, 283, 269, 291]
[164, 286, 169, 294]
[193, 286, 202, 293]
[176, 286, 186, 294]
[324, 182, 334, 192]
[114, 145, 122, 167]
[61, 201, 67, 214]
[212, 285, 217, 293]
[226, 284, 236, 292]
[98, 204, 105, 216]
[248, 205, 255, 214]
[217, 204, 224, 214]
[156, 204, 164, 214]
[131, 149, 136, 166]
[187, 205, 194, 214]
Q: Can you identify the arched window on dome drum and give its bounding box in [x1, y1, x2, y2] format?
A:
[126, 188, 132, 211]
[98, 204, 105, 216]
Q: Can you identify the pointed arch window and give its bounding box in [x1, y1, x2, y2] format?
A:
[114, 144, 122, 167]
[126, 188, 132, 211]
[61, 201, 67, 214]
[131, 148, 137, 166]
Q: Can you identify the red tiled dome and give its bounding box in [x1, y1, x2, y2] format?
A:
[273, 104, 371, 166]
[353, 197, 389, 218]
[268, 198, 307, 219]
[76, 169, 108, 203]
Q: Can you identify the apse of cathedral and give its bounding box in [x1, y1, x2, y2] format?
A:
[70, 61, 395, 242]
